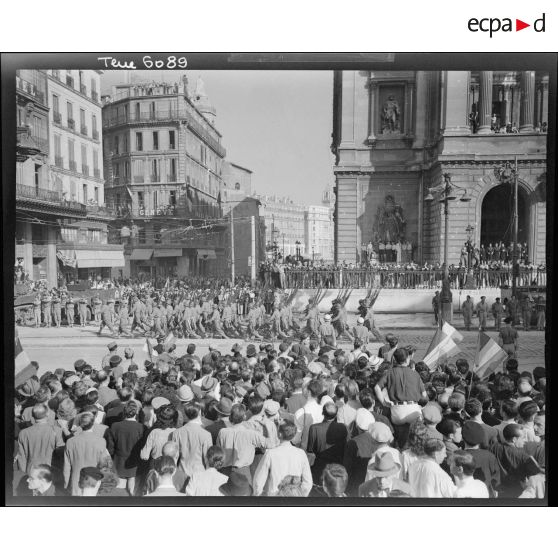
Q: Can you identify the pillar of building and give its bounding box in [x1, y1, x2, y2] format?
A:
[541, 78, 549, 127]
[477, 71, 493, 135]
[177, 255, 189, 276]
[368, 78, 378, 144]
[46, 225, 58, 287]
[443, 71, 471, 135]
[504, 85, 512, 126]
[519, 71, 535, 133]
[23, 222, 34, 278]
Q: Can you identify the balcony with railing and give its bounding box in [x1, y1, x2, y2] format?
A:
[16, 183, 86, 214]
[92, 129, 99, 140]
[82, 164, 90, 176]
[80, 125, 88, 136]
[67, 118, 75, 130]
[16, 126, 48, 159]
[80, 84, 87, 95]
[53, 111, 62, 124]
[54, 155, 64, 168]
[16, 75, 46, 105]
[150, 174, 160, 183]
[91, 91, 99, 103]
[69, 160, 77, 172]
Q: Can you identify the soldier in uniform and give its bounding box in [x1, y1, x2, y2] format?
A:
[41, 294, 52, 328]
[65, 296, 75, 327]
[92, 294, 103, 326]
[151, 301, 165, 338]
[33, 293, 42, 328]
[209, 303, 228, 339]
[498, 317, 518, 358]
[98, 299, 117, 337]
[305, 298, 320, 339]
[506, 294, 519, 327]
[222, 301, 239, 337]
[117, 299, 132, 337]
[476, 295, 489, 331]
[270, 303, 287, 341]
[432, 291, 440, 326]
[520, 295, 533, 331]
[331, 299, 353, 343]
[535, 296, 545, 331]
[78, 296, 88, 327]
[491, 297, 505, 331]
[361, 299, 382, 341]
[131, 296, 144, 333]
[51, 292, 62, 328]
[246, 302, 263, 340]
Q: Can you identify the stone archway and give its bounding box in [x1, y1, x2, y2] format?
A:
[480, 182, 529, 246]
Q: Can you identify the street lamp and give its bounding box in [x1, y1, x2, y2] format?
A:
[425, 173, 471, 325]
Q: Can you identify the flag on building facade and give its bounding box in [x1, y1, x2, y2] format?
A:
[423, 328, 460, 369]
[473, 331, 508, 380]
[15, 329, 36, 386]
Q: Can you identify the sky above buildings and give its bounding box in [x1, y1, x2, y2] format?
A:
[101, 70, 334, 206]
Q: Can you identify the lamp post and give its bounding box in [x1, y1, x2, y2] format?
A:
[425, 173, 471, 325]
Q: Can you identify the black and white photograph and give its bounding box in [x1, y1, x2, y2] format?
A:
[3, 54, 553, 505]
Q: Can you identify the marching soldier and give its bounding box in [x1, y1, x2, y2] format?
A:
[461, 296, 474, 331]
[491, 297, 505, 331]
[51, 292, 62, 328]
[246, 302, 263, 340]
[33, 293, 42, 328]
[318, 314, 336, 347]
[41, 294, 52, 328]
[476, 295, 489, 331]
[209, 303, 229, 339]
[535, 296, 545, 331]
[92, 294, 103, 326]
[78, 296, 88, 327]
[498, 317, 518, 359]
[331, 299, 353, 342]
[361, 299, 382, 342]
[117, 299, 132, 337]
[98, 299, 117, 337]
[432, 291, 440, 326]
[270, 303, 287, 341]
[305, 297, 320, 339]
[65, 296, 75, 327]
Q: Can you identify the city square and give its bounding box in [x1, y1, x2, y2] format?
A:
[12, 64, 548, 500]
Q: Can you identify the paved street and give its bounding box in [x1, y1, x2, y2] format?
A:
[18, 316, 546, 374]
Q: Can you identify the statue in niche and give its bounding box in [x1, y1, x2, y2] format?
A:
[372, 194, 407, 245]
[381, 95, 401, 133]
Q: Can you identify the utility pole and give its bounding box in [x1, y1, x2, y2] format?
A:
[512, 155, 519, 296]
[230, 205, 235, 284]
[250, 215, 256, 286]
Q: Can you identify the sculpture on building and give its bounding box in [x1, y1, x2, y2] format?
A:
[381, 95, 401, 133]
[494, 161, 515, 184]
[372, 195, 407, 245]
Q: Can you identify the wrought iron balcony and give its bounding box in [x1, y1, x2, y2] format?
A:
[67, 118, 75, 130]
[54, 111, 62, 124]
[54, 155, 64, 168]
[16, 76, 46, 105]
[16, 183, 86, 214]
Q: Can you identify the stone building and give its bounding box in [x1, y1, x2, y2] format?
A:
[101, 76, 227, 278]
[15, 69, 123, 287]
[331, 70, 548, 266]
[305, 203, 334, 262]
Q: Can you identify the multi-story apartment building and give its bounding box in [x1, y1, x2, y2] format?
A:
[45, 69, 124, 283]
[102, 76, 227, 277]
[305, 203, 334, 262]
[256, 194, 307, 259]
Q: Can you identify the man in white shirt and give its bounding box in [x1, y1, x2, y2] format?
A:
[408, 438, 456, 498]
[252, 421, 313, 496]
[293, 379, 324, 450]
[450, 450, 489, 498]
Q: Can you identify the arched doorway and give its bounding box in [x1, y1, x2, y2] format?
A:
[481, 182, 529, 247]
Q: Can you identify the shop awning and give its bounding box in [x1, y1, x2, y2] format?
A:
[74, 249, 125, 268]
[153, 248, 183, 258]
[197, 249, 217, 260]
[57, 249, 77, 268]
[129, 248, 154, 261]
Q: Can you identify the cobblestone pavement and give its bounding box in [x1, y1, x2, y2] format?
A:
[18, 321, 546, 374]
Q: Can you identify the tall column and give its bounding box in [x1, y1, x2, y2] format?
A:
[443, 71, 471, 135]
[536, 83, 543, 128]
[23, 222, 34, 278]
[367, 78, 378, 145]
[504, 84, 512, 126]
[46, 225, 58, 287]
[477, 71, 493, 134]
[519, 71, 535, 133]
[541, 78, 549, 127]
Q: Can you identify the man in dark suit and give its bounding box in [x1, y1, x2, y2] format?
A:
[26, 464, 56, 496]
[306, 402, 348, 484]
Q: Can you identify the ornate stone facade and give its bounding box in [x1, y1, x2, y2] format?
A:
[332, 70, 548, 266]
